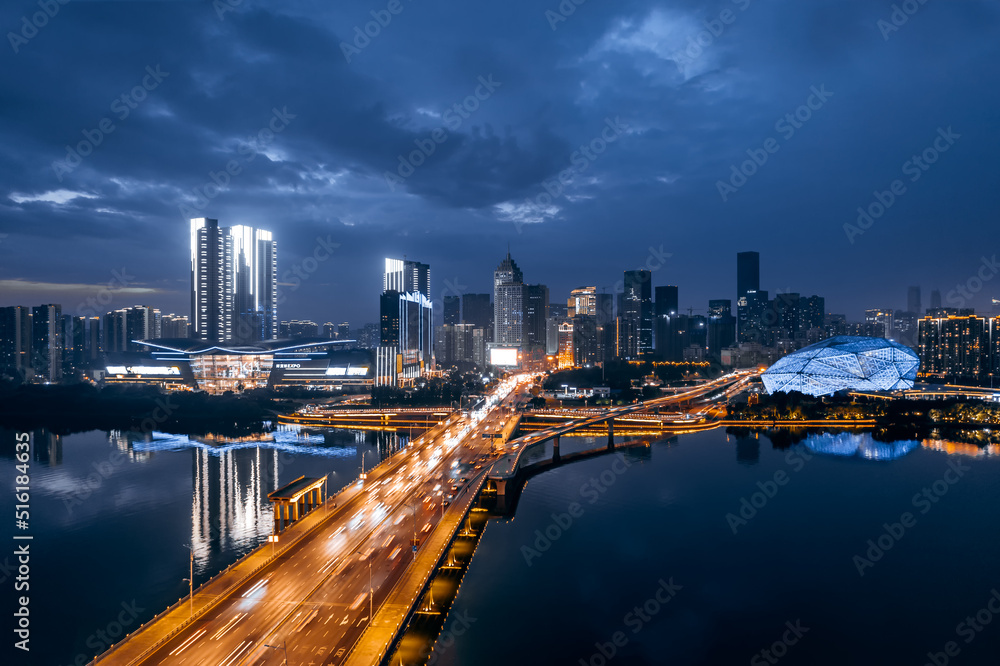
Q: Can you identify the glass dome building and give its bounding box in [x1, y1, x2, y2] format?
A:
[761, 336, 919, 397]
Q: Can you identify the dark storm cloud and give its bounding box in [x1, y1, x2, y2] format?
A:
[1, 0, 999, 322]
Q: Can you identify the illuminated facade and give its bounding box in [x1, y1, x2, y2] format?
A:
[190, 218, 277, 344]
[493, 252, 524, 346]
[103, 339, 369, 393]
[762, 336, 919, 396]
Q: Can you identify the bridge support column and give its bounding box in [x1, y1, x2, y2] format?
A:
[607, 419, 615, 449]
[552, 435, 560, 463]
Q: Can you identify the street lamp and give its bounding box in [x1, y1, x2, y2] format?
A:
[181, 544, 194, 617]
[360, 450, 368, 481]
[264, 641, 287, 665]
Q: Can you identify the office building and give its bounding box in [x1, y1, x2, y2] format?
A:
[493, 252, 524, 346]
[737, 251, 760, 298]
[380, 257, 433, 381]
[620, 270, 652, 359]
[523, 284, 549, 351]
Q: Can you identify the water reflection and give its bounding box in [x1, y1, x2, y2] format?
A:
[803, 432, 919, 461]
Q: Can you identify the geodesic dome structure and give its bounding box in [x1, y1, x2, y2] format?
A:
[761, 336, 919, 397]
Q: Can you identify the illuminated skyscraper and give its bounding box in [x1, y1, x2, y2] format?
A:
[230, 225, 277, 343]
[190, 218, 277, 343]
[620, 270, 652, 359]
[493, 252, 524, 346]
[381, 257, 433, 366]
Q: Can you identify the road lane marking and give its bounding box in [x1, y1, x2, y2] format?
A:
[218, 639, 252, 666]
[168, 629, 206, 655]
[211, 613, 247, 640]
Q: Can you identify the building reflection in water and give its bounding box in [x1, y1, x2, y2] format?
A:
[803, 432, 919, 461]
[31, 429, 62, 466]
[922, 440, 1000, 457]
[190, 446, 274, 572]
[115, 425, 407, 573]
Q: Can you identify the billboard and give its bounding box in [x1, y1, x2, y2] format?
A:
[489, 347, 519, 367]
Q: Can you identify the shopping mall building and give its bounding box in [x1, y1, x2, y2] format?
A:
[99, 338, 374, 394]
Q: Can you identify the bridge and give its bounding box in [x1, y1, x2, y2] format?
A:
[91, 370, 755, 666]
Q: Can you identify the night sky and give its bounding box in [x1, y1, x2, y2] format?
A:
[1, 0, 998, 325]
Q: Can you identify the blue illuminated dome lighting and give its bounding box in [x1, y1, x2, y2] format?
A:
[761, 336, 919, 397]
[803, 433, 919, 461]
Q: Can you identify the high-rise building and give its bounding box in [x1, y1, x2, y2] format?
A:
[568, 287, 597, 317]
[707, 299, 736, 360]
[620, 270, 652, 359]
[230, 225, 277, 343]
[322, 322, 337, 338]
[737, 251, 760, 298]
[0, 306, 32, 375]
[338, 322, 350, 339]
[87, 316, 101, 360]
[381, 257, 433, 368]
[654, 286, 678, 360]
[462, 294, 492, 339]
[160, 314, 190, 339]
[865, 309, 894, 338]
[523, 284, 549, 351]
[493, 252, 524, 346]
[918, 315, 987, 381]
[32, 304, 62, 382]
[190, 218, 276, 343]
[384, 258, 431, 300]
[738, 289, 769, 344]
[930, 290, 942, 311]
[737, 251, 760, 341]
[443, 295, 461, 326]
[191, 218, 232, 342]
[557, 320, 574, 369]
[907, 286, 922, 315]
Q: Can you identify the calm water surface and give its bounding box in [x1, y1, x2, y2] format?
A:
[3, 427, 1000, 666]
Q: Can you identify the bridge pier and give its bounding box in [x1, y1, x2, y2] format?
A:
[552, 435, 560, 462]
[607, 419, 614, 449]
